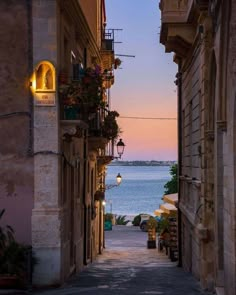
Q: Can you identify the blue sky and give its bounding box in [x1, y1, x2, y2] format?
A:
[106, 0, 178, 161]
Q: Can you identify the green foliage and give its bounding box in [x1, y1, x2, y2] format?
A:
[0, 242, 27, 275]
[116, 215, 129, 225]
[164, 164, 178, 194]
[59, 65, 104, 108]
[102, 111, 120, 140]
[156, 217, 170, 234]
[0, 209, 15, 253]
[104, 213, 113, 222]
[147, 216, 158, 230]
[132, 214, 142, 226]
[0, 209, 38, 276]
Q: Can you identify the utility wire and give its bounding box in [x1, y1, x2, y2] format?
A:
[119, 116, 177, 120]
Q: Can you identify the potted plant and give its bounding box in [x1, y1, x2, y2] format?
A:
[0, 209, 37, 289]
[104, 213, 113, 231]
[147, 217, 158, 249]
[81, 66, 104, 108]
[114, 58, 122, 69]
[59, 65, 106, 120]
[0, 242, 28, 288]
[59, 81, 81, 120]
[101, 110, 120, 140]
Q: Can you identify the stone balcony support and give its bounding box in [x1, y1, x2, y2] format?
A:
[160, 0, 198, 60]
[160, 0, 194, 23]
[161, 24, 195, 58]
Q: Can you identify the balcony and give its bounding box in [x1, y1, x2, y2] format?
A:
[61, 119, 88, 141]
[88, 109, 121, 166]
[89, 108, 119, 141]
[100, 29, 115, 72]
[101, 29, 114, 51]
[97, 140, 116, 166]
[59, 65, 120, 156]
[160, 0, 196, 58]
[88, 108, 108, 151]
[159, 0, 193, 23]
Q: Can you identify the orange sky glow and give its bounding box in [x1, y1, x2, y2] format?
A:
[107, 1, 178, 161]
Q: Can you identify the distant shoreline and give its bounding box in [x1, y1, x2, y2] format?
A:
[109, 160, 177, 167]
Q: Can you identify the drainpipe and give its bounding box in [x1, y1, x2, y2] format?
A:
[83, 130, 88, 265]
[177, 62, 183, 267]
[98, 199, 102, 254]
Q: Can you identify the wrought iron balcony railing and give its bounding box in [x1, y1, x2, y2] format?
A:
[101, 29, 114, 52]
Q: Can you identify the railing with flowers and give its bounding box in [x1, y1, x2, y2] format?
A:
[59, 65, 105, 121]
[88, 109, 121, 141]
[59, 65, 121, 141]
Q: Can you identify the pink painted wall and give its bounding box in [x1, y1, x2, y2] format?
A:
[0, 0, 34, 245]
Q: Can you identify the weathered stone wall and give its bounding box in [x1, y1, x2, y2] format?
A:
[181, 46, 201, 180]
[180, 39, 202, 278]
[223, 1, 236, 294]
[160, 1, 236, 294]
[181, 214, 200, 279]
[0, 0, 33, 244]
[60, 134, 85, 278]
[79, 0, 100, 45]
[31, 0, 61, 286]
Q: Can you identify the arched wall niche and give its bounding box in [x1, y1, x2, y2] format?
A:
[34, 61, 56, 92]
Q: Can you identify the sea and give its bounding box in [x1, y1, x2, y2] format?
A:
[105, 165, 171, 217]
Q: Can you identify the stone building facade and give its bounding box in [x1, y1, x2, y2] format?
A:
[0, 0, 118, 287]
[160, 1, 236, 294]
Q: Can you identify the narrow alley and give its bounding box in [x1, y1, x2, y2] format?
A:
[34, 226, 210, 295]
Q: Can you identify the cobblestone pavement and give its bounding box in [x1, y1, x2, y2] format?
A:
[32, 226, 211, 295]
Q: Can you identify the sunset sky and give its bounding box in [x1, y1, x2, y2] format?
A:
[106, 0, 178, 161]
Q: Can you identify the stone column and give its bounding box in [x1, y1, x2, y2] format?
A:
[31, 0, 62, 286]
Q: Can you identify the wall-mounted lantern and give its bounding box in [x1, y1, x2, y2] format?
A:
[116, 139, 125, 159]
[104, 173, 122, 190]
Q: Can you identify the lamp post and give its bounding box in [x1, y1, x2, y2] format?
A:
[105, 173, 122, 190]
[102, 173, 122, 245]
[116, 139, 125, 159]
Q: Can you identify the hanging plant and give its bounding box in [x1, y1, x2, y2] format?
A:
[114, 58, 122, 69]
[58, 65, 108, 120]
[101, 111, 120, 140]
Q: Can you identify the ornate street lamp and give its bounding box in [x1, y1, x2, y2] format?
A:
[116, 173, 122, 184]
[116, 139, 125, 158]
[105, 173, 122, 190]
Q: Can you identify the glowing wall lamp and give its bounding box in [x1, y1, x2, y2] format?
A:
[116, 173, 122, 185]
[105, 173, 122, 190]
[116, 139, 125, 159]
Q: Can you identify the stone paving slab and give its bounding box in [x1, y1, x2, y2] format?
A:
[31, 226, 211, 295]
